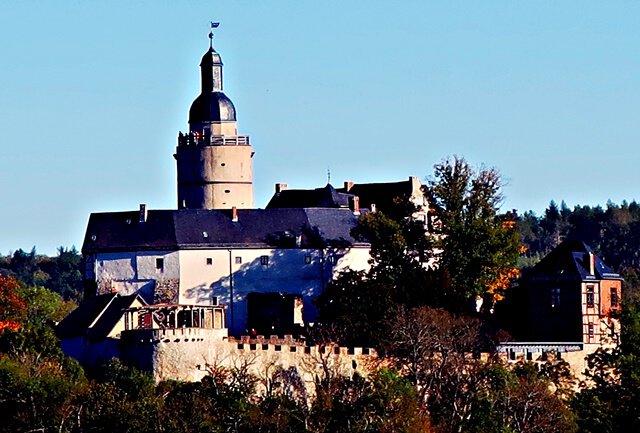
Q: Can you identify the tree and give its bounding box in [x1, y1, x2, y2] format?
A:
[0, 275, 27, 333]
[425, 156, 522, 311]
[315, 207, 437, 346]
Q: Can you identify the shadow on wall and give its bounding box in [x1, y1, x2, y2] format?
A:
[182, 242, 351, 336]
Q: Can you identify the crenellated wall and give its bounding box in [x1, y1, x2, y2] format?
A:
[120, 328, 378, 388]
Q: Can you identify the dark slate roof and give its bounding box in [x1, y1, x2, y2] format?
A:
[266, 179, 420, 212]
[528, 240, 622, 282]
[266, 184, 352, 209]
[56, 293, 142, 339]
[337, 179, 417, 211]
[82, 208, 367, 254]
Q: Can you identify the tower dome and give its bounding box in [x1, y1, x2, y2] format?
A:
[189, 90, 236, 123]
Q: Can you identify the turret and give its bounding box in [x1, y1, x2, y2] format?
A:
[175, 24, 254, 210]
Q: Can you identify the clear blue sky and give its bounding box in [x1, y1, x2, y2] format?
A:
[1, 1, 639, 255]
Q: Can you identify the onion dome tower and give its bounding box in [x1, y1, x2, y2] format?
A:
[175, 24, 254, 210]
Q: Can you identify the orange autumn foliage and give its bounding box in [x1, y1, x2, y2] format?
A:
[0, 274, 27, 333]
[486, 267, 521, 302]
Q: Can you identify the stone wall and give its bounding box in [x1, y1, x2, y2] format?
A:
[120, 329, 378, 391]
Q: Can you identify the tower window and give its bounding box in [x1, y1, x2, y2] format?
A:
[156, 258, 164, 272]
[221, 163, 226, 166]
[260, 256, 269, 266]
[206, 258, 213, 265]
[587, 285, 595, 308]
[225, 190, 231, 193]
[235, 256, 242, 264]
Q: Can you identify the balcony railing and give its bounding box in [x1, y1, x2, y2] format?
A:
[178, 132, 250, 147]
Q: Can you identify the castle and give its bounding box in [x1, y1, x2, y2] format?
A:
[57, 26, 620, 384]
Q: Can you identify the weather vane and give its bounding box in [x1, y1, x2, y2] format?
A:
[209, 21, 220, 48]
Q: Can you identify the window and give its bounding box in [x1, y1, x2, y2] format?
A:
[260, 255, 269, 266]
[206, 258, 213, 265]
[587, 285, 595, 308]
[551, 287, 561, 308]
[235, 256, 242, 265]
[611, 287, 619, 308]
[588, 323, 595, 338]
[327, 255, 336, 265]
[304, 255, 312, 264]
[155, 258, 164, 272]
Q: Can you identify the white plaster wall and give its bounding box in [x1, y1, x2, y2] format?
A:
[96, 251, 179, 281]
[95, 251, 179, 302]
[178, 246, 371, 335]
[94, 246, 370, 335]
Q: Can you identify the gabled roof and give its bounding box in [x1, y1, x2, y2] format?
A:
[56, 293, 144, 339]
[266, 178, 423, 214]
[337, 179, 419, 212]
[527, 240, 622, 282]
[266, 184, 352, 209]
[82, 208, 367, 254]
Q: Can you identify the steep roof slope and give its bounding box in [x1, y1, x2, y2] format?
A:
[82, 208, 367, 253]
[527, 240, 622, 281]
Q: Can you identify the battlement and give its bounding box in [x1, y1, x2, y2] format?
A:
[229, 336, 376, 357]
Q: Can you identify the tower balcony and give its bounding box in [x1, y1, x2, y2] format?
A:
[178, 132, 250, 147]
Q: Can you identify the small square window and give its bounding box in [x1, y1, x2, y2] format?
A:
[206, 258, 213, 265]
[155, 258, 164, 271]
[304, 255, 312, 264]
[235, 256, 242, 264]
[260, 255, 269, 266]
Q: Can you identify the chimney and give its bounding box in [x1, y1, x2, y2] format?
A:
[344, 181, 354, 192]
[590, 252, 595, 275]
[232, 206, 239, 222]
[139, 204, 147, 223]
[275, 183, 288, 193]
[350, 196, 360, 215]
[370, 203, 377, 213]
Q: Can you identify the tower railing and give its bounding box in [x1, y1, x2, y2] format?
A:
[178, 132, 250, 147]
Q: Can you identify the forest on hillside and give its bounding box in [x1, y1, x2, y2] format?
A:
[2, 158, 640, 432]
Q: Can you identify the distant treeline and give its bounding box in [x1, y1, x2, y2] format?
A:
[0, 247, 83, 301]
[517, 200, 640, 292]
